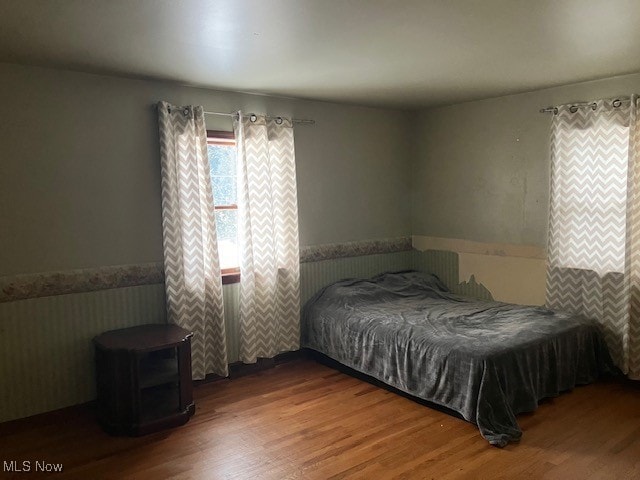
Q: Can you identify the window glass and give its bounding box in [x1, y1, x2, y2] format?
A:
[206, 132, 239, 274]
[208, 145, 237, 206]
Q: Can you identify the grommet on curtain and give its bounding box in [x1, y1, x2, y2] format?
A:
[569, 105, 579, 113]
[591, 102, 597, 111]
[276, 116, 283, 125]
[613, 99, 622, 108]
[553, 107, 558, 115]
[183, 107, 191, 117]
[250, 114, 257, 122]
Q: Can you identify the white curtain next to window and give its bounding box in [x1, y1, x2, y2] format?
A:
[157, 101, 228, 379]
[546, 97, 640, 378]
[233, 113, 301, 364]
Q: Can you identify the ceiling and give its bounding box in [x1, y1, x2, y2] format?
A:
[1, 0, 640, 109]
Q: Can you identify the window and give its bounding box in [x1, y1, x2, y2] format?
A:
[207, 130, 240, 282]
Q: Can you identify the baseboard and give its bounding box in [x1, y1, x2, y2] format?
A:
[194, 349, 308, 385]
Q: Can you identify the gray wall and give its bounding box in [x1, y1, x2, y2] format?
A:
[0, 63, 412, 276]
[412, 72, 640, 248]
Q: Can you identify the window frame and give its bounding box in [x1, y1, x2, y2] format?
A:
[206, 129, 240, 284]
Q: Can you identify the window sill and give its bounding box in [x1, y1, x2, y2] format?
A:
[222, 272, 240, 285]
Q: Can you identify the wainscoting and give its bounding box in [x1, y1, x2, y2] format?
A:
[0, 241, 415, 423]
[217, 250, 417, 366]
[0, 238, 505, 423]
[300, 251, 413, 304]
[0, 284, 167, 422]
[413, 235, 546, 305]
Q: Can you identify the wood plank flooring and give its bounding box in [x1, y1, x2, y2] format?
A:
[1, 358, 639, 479]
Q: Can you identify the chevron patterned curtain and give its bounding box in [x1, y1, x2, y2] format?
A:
[546, 96, 640, 379]
[157, 101, 228, 379]
[233, 113, 301, 364]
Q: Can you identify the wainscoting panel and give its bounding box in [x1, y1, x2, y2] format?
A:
[223, 282, 240, 364]
[412, 235, 545, 304]
[412, 250, 494, 300]
[300, 251, 413, 305]
[223, 252, 411, 363]
[0, 248, 468, 423]
[412, 249, 460, 290]
[0, 284, 166, 423]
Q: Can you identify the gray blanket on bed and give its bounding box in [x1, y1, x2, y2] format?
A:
[301, 271, 614, 446]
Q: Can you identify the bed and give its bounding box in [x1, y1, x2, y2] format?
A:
[301, 270, 614, 446]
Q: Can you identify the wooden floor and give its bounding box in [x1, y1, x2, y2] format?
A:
[1, 359, 639, 479]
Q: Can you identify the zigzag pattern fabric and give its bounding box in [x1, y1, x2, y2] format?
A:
[157, 102, 228, 379]
[234, 114, 301, 363]
[546, 97, 640, 379]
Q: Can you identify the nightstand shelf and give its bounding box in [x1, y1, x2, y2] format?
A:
[93, 324, 195, 436]
[139, 354, 180, 389]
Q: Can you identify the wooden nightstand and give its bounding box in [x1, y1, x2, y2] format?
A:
[93, 324, 195, 436]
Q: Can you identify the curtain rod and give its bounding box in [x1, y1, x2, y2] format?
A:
[539, 97, 632, 114]
[204, 110, 315, 125]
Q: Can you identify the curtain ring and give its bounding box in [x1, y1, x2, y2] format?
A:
[183, 107, 190, 117]
[276, 116, 283, 125]
[590, 102, 597, 111]
[553, 107, 558, 115]
[569, 105, 578, 113]
[249, 114, 257, 122]
[613, 99, 622, 108]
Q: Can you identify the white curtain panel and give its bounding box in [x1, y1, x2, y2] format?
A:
[157, 101, 228, 379]
[546, 96, 640, 379]
[233, 113, 301, 363]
